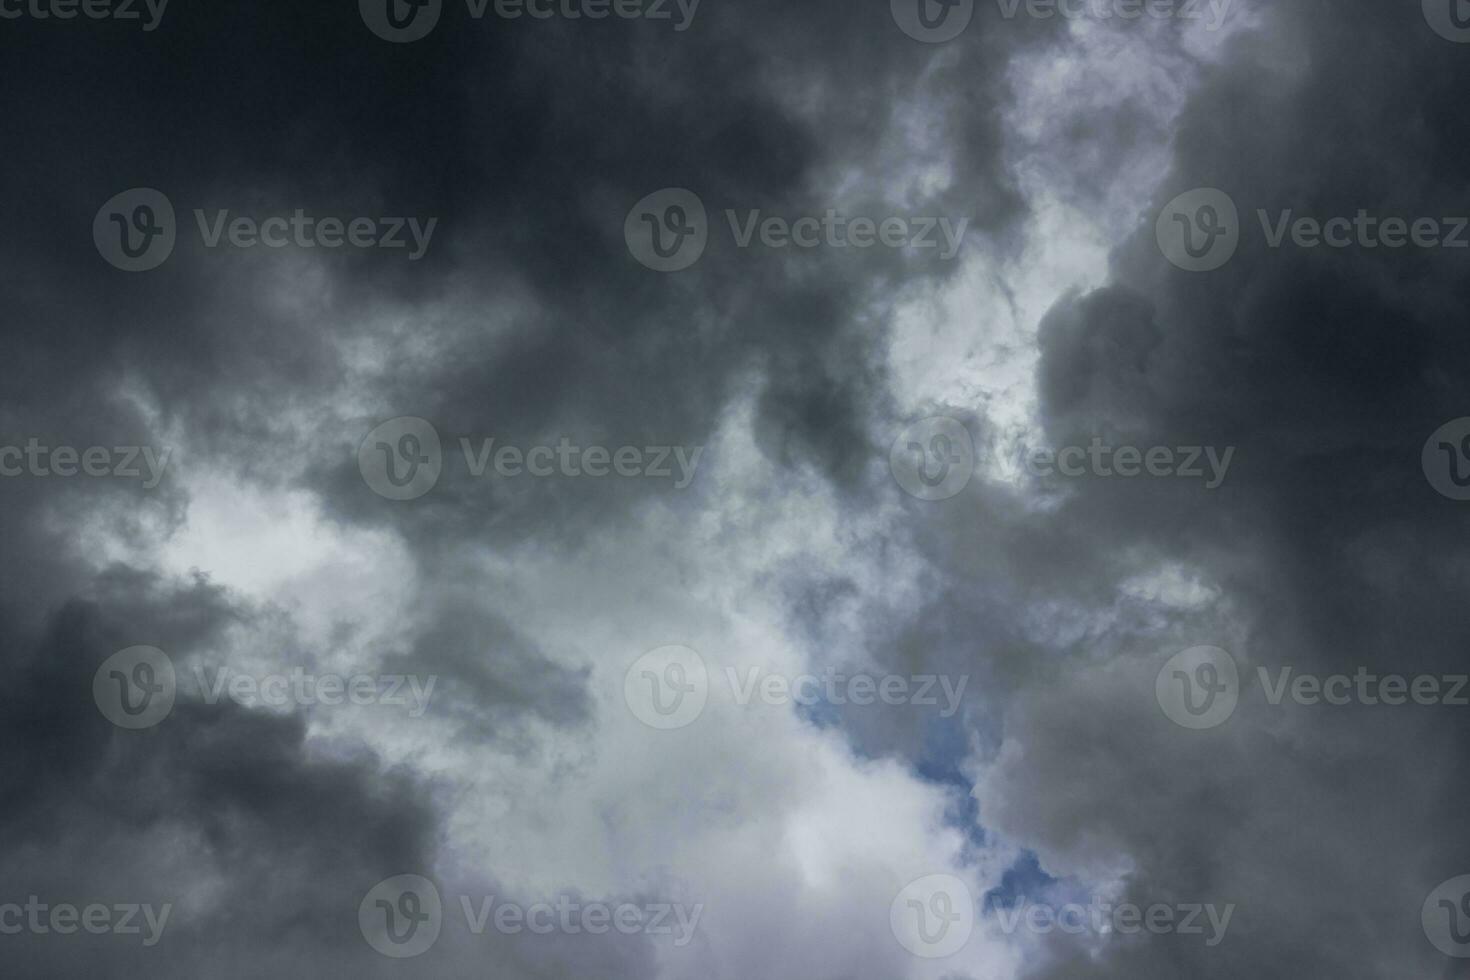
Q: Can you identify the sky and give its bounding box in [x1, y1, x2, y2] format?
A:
[3, 0, 1470, 977]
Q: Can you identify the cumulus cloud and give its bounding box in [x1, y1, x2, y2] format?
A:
[1, 0, 1463, 977]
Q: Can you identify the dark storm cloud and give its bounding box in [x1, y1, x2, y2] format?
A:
[386, 586, 592, 742]
[0, 568, 441, 978]
[13, 0, 1466, 976]
[938, 2, 1470, 977]
[0, 0, 1053, 571]
[0, 0, 1031, 500]
[0, 2, 1055, 976]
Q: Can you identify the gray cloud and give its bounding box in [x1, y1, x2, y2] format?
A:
[3, 0, 1464, 977]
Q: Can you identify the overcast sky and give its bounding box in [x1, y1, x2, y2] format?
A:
[3, 0, 1470, 977]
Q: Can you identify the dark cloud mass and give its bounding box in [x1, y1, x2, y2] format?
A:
[2, 0, 1469, 976]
